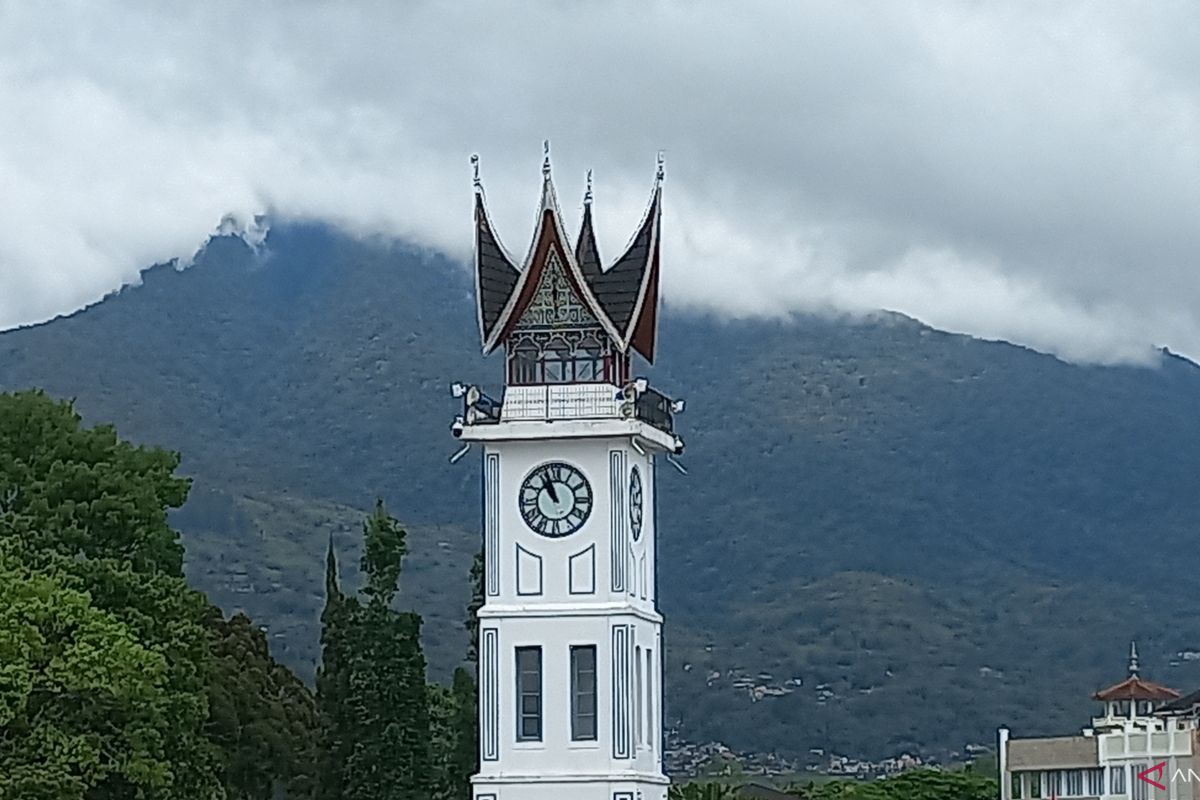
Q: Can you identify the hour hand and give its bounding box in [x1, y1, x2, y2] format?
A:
[545, 481, 560, 503]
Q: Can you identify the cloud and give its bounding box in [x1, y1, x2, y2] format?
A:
[1, 1, 1198, 364]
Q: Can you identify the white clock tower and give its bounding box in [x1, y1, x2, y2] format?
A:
[452, 147, 685, 800]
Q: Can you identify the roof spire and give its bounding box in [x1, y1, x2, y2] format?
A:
[542, 139, 551, 178]
[1130, 641, 1140, 677]
[584, 169, 593, 205]
[470, 153, 481, 191]
[656, 150, 665, 183]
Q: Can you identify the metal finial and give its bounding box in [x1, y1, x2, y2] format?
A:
[584, 169, 593, 205]
[656, 150, 665, 182]
[1129, 641, 1140, 677]
[542, 140, 551, 177]
[470, 154, 480, 189]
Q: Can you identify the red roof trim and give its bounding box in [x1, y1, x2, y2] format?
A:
[490, 210, 604, 348]
[629, 227, 660, 361]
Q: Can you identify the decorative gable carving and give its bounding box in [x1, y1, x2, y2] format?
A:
[514, 251, 602, 332]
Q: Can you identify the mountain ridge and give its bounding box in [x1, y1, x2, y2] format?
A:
[3, 222, 1199, 764]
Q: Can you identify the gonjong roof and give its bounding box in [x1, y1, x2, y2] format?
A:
[472, 151, 663, 362]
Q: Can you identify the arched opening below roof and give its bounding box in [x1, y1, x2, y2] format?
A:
[504, 330, 629, 386]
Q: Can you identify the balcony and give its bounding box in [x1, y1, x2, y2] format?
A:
[453, 381, 680, 439]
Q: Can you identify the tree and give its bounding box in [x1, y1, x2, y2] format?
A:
[0, 391, 223, 800]
[205, 610, 318, 800]
[668, 783, 739, 800]
[0, 389, 188, 576]
[321, 500, 432, 800]
[448, 666, 478, 798]
[789, 769, 996, 799]
[465, 549, 484, 663]
[452, 549, 483, 794]
[0, 548, 173, 800]
[315, 539, 354, 800]
[0, 390, 314, 800]
[427, 683, 457, 800]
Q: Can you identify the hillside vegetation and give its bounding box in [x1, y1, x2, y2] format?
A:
[3, 222, 1200, 761]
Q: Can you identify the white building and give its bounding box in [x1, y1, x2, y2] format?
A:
[998, 644, 1200, 800]
[453, 148, 685, 800]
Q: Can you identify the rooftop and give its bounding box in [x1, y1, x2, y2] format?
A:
[1093, 675, 1180, 703]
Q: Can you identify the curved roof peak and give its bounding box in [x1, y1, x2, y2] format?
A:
[471, 149, 665, 362]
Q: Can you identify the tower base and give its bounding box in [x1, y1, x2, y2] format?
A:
[472, 776, 669, 800]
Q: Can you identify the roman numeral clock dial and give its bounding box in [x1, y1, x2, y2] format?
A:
[629, 465, 644, 541]
[519, 462, 593, 537]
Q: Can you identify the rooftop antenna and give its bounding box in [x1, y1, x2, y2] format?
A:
[1129, 641, 1140, 678]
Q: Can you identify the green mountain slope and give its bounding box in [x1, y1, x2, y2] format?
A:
[3, 222, 1200, 764]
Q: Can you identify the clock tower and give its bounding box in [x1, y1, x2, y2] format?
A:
[451, 147, 685, 800]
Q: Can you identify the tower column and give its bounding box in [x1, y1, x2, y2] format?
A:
[455, 150, 682, 800]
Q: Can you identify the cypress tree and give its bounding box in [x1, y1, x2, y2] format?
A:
[343, 500, 432, 800]
[448, 547, 484, 796]
[465, 549, 484, 663]
[427, 683, 457, 800]
[315, 537, 353, 800]
[449, 666, 478, 797]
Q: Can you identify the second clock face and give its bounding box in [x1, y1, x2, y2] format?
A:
[630, 465, 644, 541]
[519, 462, 593, 538]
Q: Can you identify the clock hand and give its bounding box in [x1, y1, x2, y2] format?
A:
[545, 480, 560, 503]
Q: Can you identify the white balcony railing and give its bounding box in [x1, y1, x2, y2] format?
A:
[502, 384, 621, 421]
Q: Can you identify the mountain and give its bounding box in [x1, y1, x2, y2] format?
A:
[3, 222, 1200, 765]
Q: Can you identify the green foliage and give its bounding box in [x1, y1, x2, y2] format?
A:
[0, 550, 172, 800]
[0, 390, 315, 800]
[205, 610, 318, 799]
[315, 541, 351, 800]
[466, 549, 484, 663]
[361, 498, 408, 606]
[789, 769, 995, 799]
[669, 782, 739, 799]
[344, 604, 431, 800]
[319, 501, 434, 800]
[449, 667, 478, 798]
[0, 388, 189, 576]
[0, 390, 224, 799]
[426, 683, 457, 800]
[672, 770, 996, 800]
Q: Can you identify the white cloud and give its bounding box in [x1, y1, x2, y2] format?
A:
[1, 1, 1198, 365]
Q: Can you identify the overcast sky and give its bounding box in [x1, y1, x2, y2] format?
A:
[2, 2, 1198, 365]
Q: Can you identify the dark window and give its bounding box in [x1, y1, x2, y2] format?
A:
[635, 645, 643, 746]
[506, 334, 618, 385]
[540, 339, 571, 383]
[516, 647, 542, 741]
[510, 342, 539, 385]
[571, 646, 597, 740]
[573, 336, 603, 382]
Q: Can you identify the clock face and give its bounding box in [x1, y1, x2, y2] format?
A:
[629, 465, 644, 541]
[519, 462, 593, 538]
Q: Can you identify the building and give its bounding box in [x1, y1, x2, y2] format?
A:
[998, 644, 1200, 800]
[451, 146, 686, 800]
